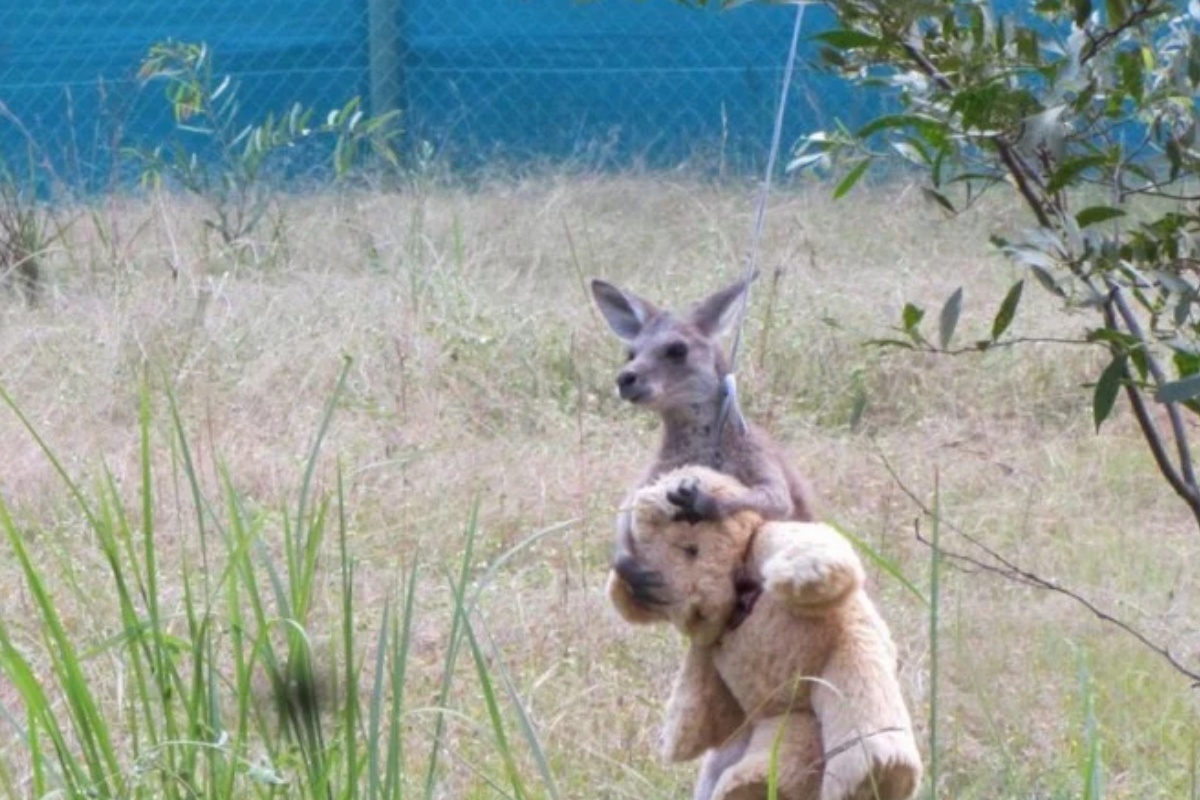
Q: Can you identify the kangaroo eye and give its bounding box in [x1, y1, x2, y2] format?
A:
[626, 349, 637, 362]
[664, 342, 688, 362]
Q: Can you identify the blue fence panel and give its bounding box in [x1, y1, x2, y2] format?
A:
[0, 0, 871, 187]
[0, 0, 366, 189]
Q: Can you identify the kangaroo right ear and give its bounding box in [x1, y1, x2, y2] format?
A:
[591, 279, 657, 342]
[688, 275, 754, 337]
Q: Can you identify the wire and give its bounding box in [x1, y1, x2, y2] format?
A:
[717, 0, 807, 440]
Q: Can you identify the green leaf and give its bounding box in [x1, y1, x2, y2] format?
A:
[1076, 206, 1125, 228]
[1087, 328, 1141, 349]
[992, 280, 1025, 340]
[1073, 0, 1093, 26]
[921, 187, 956, 215]
[855, 114, 942, 139]
[1030, 264, 1067, 297]
[1173, 347, 1200, 379]
[832, 524, 928, 607]
[1015, 27, 1041, 65]
[1116, 48, 1144, 102]
[938, 287, 964, 350]
[833, 159, 871, 200]
[1093, 354, 1126, 431]
[864, 338, 917, 350]
[1046, 154, 1109, 194]
[902, 302, 925, 332]
[812, 29, 881, 49]
[1166, 136, 1183, 181]
[1157, 373, 1200, 404]
[893, 140, 929, 166]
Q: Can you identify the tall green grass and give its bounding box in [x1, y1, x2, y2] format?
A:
[0, 367, 562, 799]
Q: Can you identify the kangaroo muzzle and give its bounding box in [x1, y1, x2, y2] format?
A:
[616, 369, 650, 403]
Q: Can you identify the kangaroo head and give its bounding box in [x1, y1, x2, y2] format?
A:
[590, 277, 748, 413]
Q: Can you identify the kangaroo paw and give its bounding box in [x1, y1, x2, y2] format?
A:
[667, 478, 722, 523]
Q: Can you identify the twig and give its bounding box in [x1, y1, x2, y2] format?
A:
[1080, 0, 1165, 65]
[913, 524, 1200, 687]
[906, 335, 1102, 355]
[876, 449, 1200, 686]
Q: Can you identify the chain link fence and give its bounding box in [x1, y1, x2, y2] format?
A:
[0, 0, 866, 189]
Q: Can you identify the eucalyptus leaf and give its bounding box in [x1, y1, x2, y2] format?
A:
[1030, 264, 1067, 297]
[812, 29, 881, 49]
[834, 159, 872, 200]
[1046, 154, 1109, 194]
[992, 280, 1025, 340]
[1093, 354, 1126, 432]
[1076, 206, 1126, 228]
[938, 287, 964, 350]
[921, 187, 956, 215]
[903, 302, 925, 332]
[1157, 373, 1200, 404]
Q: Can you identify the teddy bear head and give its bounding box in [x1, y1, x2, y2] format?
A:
[613, 466, 763, 645]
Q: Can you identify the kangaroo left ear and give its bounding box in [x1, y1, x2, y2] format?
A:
[689, 274, 756, 337]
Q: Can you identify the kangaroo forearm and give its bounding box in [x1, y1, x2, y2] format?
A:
[721, 484, 794, 520]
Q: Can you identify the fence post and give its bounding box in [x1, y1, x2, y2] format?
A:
[368, 0, 403, 119]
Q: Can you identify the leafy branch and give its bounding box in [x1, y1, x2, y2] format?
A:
[134, 42, 400, 249]
[781, 0, 1200, 529]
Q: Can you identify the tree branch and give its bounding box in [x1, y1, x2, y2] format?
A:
[914, 524, 1200, 686]
[900, 39, 1054, 228]
[877, 450, 1200, 686]
[1080, 0, 1166, 65]
[1106, 285, 1200, 500]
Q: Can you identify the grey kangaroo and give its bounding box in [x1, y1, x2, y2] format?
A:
[593, 277, 819, 800]
[591, 277, 814, 567]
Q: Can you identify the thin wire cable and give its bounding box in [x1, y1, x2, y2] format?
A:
[717, 1, 807, 439]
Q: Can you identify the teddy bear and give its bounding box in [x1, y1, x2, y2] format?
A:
[607, 465, 922, 800]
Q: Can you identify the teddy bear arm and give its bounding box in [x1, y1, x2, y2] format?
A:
[757, 523, 865, 611]
[662, 644, 747, 763]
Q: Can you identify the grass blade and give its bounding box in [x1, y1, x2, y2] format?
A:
[831, 522, 928, 607]
[422, 501, 480, 800]
[927, 474, 941, 800]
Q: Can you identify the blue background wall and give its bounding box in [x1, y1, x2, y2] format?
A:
[0, 0, 861, 187]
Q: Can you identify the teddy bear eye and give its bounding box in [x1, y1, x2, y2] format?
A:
[680, 543, 699, 558]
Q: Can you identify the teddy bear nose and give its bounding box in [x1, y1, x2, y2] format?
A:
[614, 554, 667, 607]
[613, 553, 640, 579]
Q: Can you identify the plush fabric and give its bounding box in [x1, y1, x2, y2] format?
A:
[609, 465, 922, 800]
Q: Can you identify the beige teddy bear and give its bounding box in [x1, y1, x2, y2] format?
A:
[608, 465, 922, 800]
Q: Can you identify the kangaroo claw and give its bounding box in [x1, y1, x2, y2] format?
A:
[667, 478, 721, 523]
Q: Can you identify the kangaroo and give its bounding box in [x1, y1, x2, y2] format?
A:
[591, 277, 815, 580]
[593, 276, 819, 800]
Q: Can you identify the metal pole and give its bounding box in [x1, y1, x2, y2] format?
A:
[367, 0, 402, 118]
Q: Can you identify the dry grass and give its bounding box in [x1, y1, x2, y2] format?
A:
[1, 173, 1198, 798]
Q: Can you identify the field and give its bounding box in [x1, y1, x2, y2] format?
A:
[0, 174, 1197, 798]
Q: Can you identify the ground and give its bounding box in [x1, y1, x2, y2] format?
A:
[0, 174, 1197, 798]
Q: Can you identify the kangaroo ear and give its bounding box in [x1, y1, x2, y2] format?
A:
[591, 279, 658, 342]
[689, 275, 754, 337]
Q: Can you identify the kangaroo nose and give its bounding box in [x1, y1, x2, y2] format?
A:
[616, 371, 637, 390]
